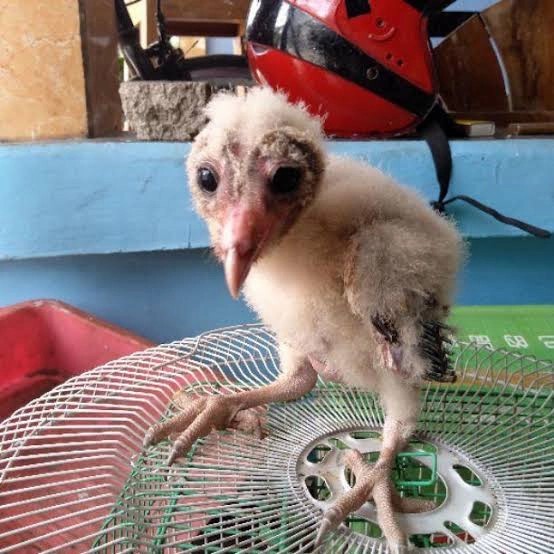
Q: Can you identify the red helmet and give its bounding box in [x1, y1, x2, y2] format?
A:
[246, 0, 438, 137]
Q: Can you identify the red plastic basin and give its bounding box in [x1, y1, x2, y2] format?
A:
[0, 300, 154, 420]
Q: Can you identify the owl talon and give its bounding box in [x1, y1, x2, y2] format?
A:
[314, 506, 342, 547]
[144, 393, 267, 466]
[313, 449, 414, 551]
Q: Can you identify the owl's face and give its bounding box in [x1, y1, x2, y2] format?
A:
[186, 90, 325, 298]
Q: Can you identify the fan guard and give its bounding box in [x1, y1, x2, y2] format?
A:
[0, 324, 552, 553]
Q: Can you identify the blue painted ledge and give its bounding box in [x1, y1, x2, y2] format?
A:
[1, 139, 553, 261]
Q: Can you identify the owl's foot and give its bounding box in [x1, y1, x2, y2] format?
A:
[143, 392, 266, 465]
[315, 449, 434, 553]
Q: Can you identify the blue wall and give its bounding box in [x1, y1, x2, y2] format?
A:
[0, 249, 251, 342]
[1, 0, 551, 344]
[1, 139, 552, 342]
[0, 237, 552, 343]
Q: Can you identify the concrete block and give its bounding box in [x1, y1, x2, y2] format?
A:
[119, 80, 220, 141]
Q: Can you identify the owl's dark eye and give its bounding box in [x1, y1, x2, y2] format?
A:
[269, 166, 302, 195]
[197, 166, 218, 193]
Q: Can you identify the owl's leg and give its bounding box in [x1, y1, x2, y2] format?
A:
[144, 345, 317, 465]
[315, 421, 424, 552]
[316, 383, 428, 553]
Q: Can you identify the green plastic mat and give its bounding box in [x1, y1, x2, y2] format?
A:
[450, 305, 554, 361]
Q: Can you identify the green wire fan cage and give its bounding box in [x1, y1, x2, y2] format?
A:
[0, 325, 552, 552]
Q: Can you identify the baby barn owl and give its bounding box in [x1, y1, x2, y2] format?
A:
[145, 87, 464, 552]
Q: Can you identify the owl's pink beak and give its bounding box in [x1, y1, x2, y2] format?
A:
[221, 203, 274, 299]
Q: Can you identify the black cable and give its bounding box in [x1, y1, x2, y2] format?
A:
[442, 195, 551, 238]
[125, 0, 142, 6]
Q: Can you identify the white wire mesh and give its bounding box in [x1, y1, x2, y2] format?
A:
[0, 324, 552, 553]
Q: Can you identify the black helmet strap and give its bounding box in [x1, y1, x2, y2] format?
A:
[419, 107, 551, 238]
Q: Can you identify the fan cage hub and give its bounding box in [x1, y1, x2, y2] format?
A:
[295, 426, 500, 548]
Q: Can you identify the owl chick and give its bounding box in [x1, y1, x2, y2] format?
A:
[144, 87, 464, 552]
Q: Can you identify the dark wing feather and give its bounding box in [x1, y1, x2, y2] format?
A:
[419, 320, 456, 383]
[371, 314, 456, 383]
[370, 314, 399, 344]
